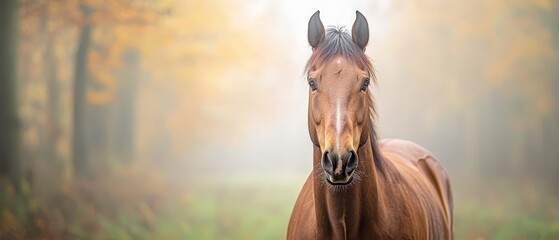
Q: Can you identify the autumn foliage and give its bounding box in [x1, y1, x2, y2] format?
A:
[1, 0, 558, 238]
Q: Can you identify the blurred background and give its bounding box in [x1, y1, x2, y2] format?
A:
[1, 0, 558, 239]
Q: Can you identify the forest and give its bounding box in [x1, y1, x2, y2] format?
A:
[1, 0, 558, 239]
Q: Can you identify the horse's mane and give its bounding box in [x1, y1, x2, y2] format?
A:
[305, 26, 385, 175]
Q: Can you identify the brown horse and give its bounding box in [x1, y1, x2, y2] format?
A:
[287, 11, 453, 239]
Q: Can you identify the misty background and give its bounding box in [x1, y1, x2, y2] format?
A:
[1, 0, 558, 239]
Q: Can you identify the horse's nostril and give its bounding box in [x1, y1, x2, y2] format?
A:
[321, 151, 334, 176]
[323, 150, 357, 178]
[346, 150, 358, 175]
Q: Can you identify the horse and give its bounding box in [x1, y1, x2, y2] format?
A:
[287, 11, 453, 239]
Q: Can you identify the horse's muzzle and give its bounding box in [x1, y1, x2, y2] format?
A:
[321, 150, 358, 185]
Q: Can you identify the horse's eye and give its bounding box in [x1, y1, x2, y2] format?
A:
[360, 78, 370, 92]
[308, 79, 317, 91]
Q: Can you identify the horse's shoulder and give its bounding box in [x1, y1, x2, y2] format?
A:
[378, 138, 449, 187]
[378, 138, 453, 238]
[378, 138, 434, 164]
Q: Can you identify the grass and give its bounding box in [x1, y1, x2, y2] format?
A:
[150, 177, 559, 239]
[150, 177, 301, 239]
[453, 186, 559, 240]
[2, 172, 559, 239]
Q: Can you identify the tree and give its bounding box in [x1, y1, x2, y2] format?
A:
[41, 4, 62, 167]
[113, 48, 141, 162]
[0, 0, 21, 186]
[77, 1, 166, 168]
[72, 4, 93, 174]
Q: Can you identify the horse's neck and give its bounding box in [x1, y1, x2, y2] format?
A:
[312, 138, 385, 239]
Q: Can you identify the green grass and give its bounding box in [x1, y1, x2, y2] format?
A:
[148, 178, 301, 239]
[145, 179, 559, 239]
[454, 188, 559, 240]
[2, 175, 559, 239]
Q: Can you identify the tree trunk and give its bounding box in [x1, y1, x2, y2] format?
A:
[114, 49, 140, 163]
[43, 9, 61, 166]
[73, 5, 93, 175]
[87, 103, 110, 167]
[0, 0, 21, 186]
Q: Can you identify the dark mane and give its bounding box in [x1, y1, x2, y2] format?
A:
[305, 26, 385, 175]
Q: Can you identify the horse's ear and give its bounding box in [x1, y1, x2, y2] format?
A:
[308, 11, 325, 49]
[352, 11, 369, 50]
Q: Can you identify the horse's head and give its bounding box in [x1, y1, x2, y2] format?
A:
[306, 11, 374, 185]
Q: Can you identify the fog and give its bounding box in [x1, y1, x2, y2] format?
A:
[2, 0, 558, 238]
